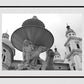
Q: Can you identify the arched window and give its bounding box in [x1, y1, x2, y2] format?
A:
[3, 49, 6, 52]
[73, 66, 76, 70]
[69, 46, 71, 52]
[3, 55, 6, 62]
[77, 43, 80, 49]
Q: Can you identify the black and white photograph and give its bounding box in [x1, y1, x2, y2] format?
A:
[2, 13, 82, 71]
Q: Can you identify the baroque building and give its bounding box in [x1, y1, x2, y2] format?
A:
[64, 24, 82, 70]
[2, 16, 82, 70]
[2, 32, 15, 70]
[45, 48, 70, 70]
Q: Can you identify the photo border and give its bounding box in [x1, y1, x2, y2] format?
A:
[0, 6, 84, 78]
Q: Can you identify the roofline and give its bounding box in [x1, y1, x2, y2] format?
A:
[65, 30, 76, 37]
[64, 36, 82, 46]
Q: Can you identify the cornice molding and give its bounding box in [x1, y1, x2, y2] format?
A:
[64, 37, 82, 46]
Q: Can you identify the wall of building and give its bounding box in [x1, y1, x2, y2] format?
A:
[74, 54, 82, 70]
[2, 46, 11, 67]
[53, 63, 70, 70]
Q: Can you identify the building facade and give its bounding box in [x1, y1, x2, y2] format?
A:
[45, 48, 70, 70]
[64, 24, 82, 70]
[2, 32, 15, 70]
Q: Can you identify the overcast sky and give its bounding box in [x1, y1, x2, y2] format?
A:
[2, 13, 82, 61]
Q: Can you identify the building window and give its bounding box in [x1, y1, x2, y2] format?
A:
[73, 66, 76, 70]
[39, 67, 41, 70]
[59, 66, 61, 70]
[77, 44, 80, 49]
[69, 34, 71, 36]
[3, 55, 6, 62]
[72, 34, 74, 35]
[69, 46, 71, 52]
[3, 49, 6, 52]
[2, 54, 3, 56]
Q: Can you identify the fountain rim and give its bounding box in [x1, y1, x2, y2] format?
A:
[11, 26, 54, 52]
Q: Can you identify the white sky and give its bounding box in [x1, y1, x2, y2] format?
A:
[2, 13, 82, 61]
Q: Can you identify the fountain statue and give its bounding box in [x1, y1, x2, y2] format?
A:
[11, 16, 54, 70]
